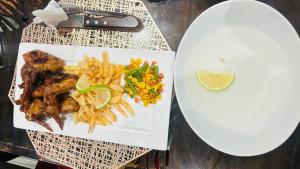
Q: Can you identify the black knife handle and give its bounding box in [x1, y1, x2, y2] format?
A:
[83, 15, 141, 29]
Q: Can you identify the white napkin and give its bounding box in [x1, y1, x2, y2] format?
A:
[32, 0, 68, 28]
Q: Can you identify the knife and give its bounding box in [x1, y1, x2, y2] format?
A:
[57, 15, 143, 31]
[61, 3, 127, 17]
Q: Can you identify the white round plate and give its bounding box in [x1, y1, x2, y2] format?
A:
[175, 0, 300, 156]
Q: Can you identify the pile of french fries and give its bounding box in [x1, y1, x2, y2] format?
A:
[64, 52, 134, 132]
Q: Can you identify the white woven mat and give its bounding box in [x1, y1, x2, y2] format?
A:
[10, 0, 171, 168]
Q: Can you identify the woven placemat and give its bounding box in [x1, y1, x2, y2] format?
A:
[11, 0, 171, 168]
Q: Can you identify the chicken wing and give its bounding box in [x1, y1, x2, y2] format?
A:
[26, 98, 45, 120]
[48, 74, 78, 94]
[31, 83, 44, 97]
[26, 98, 52, 132]
[60, 97, 80, 113]
[43, 73, 79, 129]
[17, 50, 65, 112]
[17, 50, 75, 131]
[17, 65, 38, 112]
[32, 73, 78, 96]
[23, 49, 65, 72]
[26, 97, 79, 131]
[44, 90, 62, 129]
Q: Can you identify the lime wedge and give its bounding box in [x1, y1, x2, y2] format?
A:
[79, 85, 106, 94]
[93, 87, 111, 109]
[76, 75, 91, 93]
[196, 71, 234, 91]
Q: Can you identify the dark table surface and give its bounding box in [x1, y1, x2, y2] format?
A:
[1, 0, 300, 169]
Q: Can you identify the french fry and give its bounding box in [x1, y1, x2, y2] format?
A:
[67, 51, 136, 132]
[97, 77, 104, 84]
[79, 55, 89, 69]
[86, 68, 96, 77]
[113, 64, 120, 74]
[118, 65, 124, 71]
[73, 112, 79, 124]
[88, 114, 96, 133]
[110, 93, 123, 104]
[86, 97, 95, 107]
[64, 65, 81, 75]
[107, 104, 113, 109]
[112, 71, 123, 80]
[64, 65, 80, 71]
[109, 84, 123, 93]
[113, 65, 124, 74]
[78, 106, 84, 114]
[103, 108, 117, 122]
[78, 118, 87, 123]
[103, 76, 111, 85]
[108, 64, 114, 77]
[86, 92, 95, 100]
[97, 63, 104, 77]
[113, 104, 127, 117]
[95, 118, 105, 126]
[91, 57, 98, 66]
[111, 77, 121, 84]
[119, 99, 135, 116]
[97, 114, 111, 125]
[67, 70, 81, 75]
[81, 113, 90, 122]
[103, 63, 108, 77]
[87, 57, 94, 67]
[102, 117, 112, 125]
[70, 90, 80, 99]
[102, 51, 109, 63]
[73, 95, 86, 106]
[83, 106, 92, 118]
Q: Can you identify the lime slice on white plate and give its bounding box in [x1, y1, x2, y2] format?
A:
[93, 87, 111, 109]
[80, 85, 106, 94]
[76, 74, 91, 93]
[196, 71, 234, 91]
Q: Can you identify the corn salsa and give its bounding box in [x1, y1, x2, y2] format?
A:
[124, 58, 164, 106]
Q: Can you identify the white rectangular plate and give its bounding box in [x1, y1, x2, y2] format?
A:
[14, 43, 175, 150]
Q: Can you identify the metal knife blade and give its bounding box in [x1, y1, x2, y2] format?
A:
[57, 15, 143, 31]
[61, 3, 127, 17]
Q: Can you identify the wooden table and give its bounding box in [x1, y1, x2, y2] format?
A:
[0, 0, 300, 168]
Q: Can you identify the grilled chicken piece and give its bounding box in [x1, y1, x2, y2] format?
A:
[32, 73, 78, 97]
[17, 50, 64, 112]
[18, 65, 38, 112]
[31, 83, 44, 97]
[26, 98, 45, 119]
[26, 98, 52, 132]
[23, 50, 64, 72]
[26, 97, 79, 132]
[60, 97, 80, 113]
[47, 74, 78, 94]
[44, 91, 63, 129]
[30, 73, 79, 130]
[17, 50, 71, 131]
[43, 73, 79, 129]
